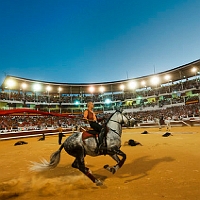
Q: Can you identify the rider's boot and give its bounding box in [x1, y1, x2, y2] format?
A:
[98, 128, 105, 151]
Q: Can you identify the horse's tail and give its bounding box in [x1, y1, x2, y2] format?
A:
[30, 143, 64, 172]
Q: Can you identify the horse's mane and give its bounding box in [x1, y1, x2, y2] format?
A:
[105, 110, 119, 124]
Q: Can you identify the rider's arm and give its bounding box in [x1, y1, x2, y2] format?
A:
[83, 110, 88, 120]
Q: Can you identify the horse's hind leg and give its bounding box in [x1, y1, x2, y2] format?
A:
[74, 148, 103, 186]
[71, 158, 79, 169]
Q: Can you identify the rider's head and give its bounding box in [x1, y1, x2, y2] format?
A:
[87, 101, 94, 109]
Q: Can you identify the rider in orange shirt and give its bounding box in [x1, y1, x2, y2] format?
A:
[83, 101, 104, 150]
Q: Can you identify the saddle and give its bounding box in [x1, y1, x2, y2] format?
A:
[82, 130, 98, 140]
[82, 127, 109, 155]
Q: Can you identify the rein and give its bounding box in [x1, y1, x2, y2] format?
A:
[109, 119, 123, 125]
[110, 128, 121, 136]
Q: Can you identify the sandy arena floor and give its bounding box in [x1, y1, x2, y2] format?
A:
[0, 127, 200, 200]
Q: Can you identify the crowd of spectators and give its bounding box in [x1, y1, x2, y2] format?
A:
[0, 115, 81, 132]
[126, 103, 200, 124]
[0, 78, 199, 104]
[0, 103, 199, 132]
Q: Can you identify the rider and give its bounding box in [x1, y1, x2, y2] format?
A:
[83, 101, 105, 150]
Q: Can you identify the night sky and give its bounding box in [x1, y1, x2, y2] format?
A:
[0, 0, 200, 84]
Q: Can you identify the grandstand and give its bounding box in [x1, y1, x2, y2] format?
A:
[0, 59, 199, 115]
[0, 59, 200, 139]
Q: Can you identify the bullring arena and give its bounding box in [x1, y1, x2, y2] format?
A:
[0, 60, 200, 200]
[0, 127, 200, 200]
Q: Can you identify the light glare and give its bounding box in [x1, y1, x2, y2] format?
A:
[128, 81, 137, 89]
[58, 87, 62, 92]
[141, 81, 146, 86]
[191, 67, 197, 73]
[21, 83, 27, 90]
[46, 85, 52, 92]
[120, 84, 125, 90]
[99, 86, 105, 93]
[33, 83, 41, 91]
[165, 75, 171, 81]
[6, 79, 15, 88]
[89, 86, 95, 93]
[105, 98, 111, 104]
[151, 76, 159, 85]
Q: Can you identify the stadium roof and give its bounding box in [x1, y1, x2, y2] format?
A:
[1, 59, 200, 94]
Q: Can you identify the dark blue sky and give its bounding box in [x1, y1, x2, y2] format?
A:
[0, 0, 200, 84]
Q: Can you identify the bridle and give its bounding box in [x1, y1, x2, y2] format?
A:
[108, 110, 129, 136]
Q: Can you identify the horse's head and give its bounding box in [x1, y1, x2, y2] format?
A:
[110, 108, 130, 126]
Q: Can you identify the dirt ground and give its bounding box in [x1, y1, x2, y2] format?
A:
[0, 127, 200, 200]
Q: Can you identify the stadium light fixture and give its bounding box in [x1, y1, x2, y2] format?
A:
[164, 75, 171, 81]
[120, 84, 125, 90]
[46, 85, 52, 92]
[75, 100, 80, 105]
[141, 81, 146, 87]
[6, 79, 15, 88]
[128, 81, 137, 89]
[99, 86, 105, 93]
[33, 83, 41, 92]
[21, 83, 27, 90]
[150, 76, 160, 85]
[191, 67, 197, 73]
[89, 86, 95, 93]
[58, 87, 62, 92]
[105, 98, 111, 104]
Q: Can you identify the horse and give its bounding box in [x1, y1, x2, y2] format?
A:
[30, 109, 129, 186]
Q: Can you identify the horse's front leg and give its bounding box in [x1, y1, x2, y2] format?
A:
[104, 149, 126, 174]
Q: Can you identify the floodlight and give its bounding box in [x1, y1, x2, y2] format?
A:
[150, 76, 160, 85]
[164, 75, 171, 81]
[128, 81, 137, 89]
[58, 87, 62, 92]
[89, 86, 95, 93]
[6, 79, 15, 88]
[120, 84, 125, 90]
[33, 83, 41, 92]
[21, 83, 27, 90]
[99, 86, 105, 93]
[141, 81, 146, 87]
[46, 85, 52, 92]
[105, 98, 111, 104]
[191, 67, 197, 73]
[75, 100, 80, 105]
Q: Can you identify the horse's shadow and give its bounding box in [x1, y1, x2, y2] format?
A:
[93, 155, 175, 183]
[34, 156, 175, 183]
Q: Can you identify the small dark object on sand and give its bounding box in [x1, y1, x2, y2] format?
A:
[14, 141, 28, 146]
[141, 130, 148, 134]
[124, 139, 142, 146]
[162, 132, 173, 137]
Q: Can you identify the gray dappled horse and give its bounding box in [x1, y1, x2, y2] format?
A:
[30, 110, 129, 186]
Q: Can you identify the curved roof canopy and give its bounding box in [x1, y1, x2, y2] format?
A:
[1, 59, 200, 94]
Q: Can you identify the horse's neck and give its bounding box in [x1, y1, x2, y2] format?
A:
[107, 119, 122, 137]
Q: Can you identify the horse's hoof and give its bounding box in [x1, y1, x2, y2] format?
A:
[95, 179, 103, 186]
[104, 164, 109, 169]
[110, 167, 116, 174]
